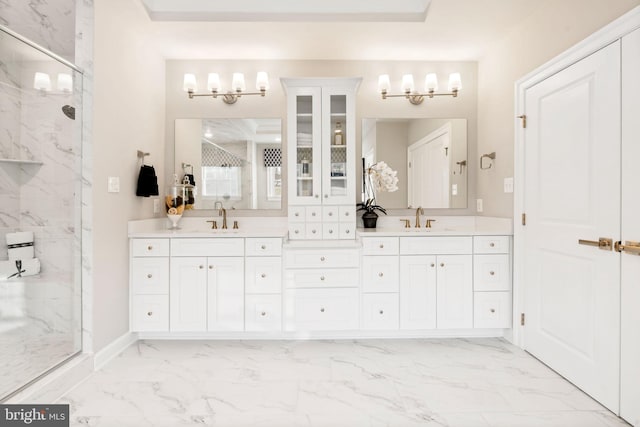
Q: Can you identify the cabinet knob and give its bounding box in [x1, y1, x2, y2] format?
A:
[147, 274, 152, 279]
[379, 310, 384, 315]
[314, 194, 319, 198]
[320, 256, 325, 261]
[320, 308, 325, 313]
[147, 311, 153, 316]
[490, 242, 495, 247]
[320, 276, 325, 281]
[345, 212, 350, 216]
[489, 271, 495, 276]
[261, 245, 266, 249]
[431, 263, 435, 267]
[378, 272, 384, 277]
[324, 195, 328, 199]
[295, 212, 300, 216]
[147, 245, 153, 251]
[312, 212, 316, 216]
[490, 308, 496, 313]
[379, 244, 384, 249]
[294, 230, 300, 234]
[199, 265, 204, 269]
[261, 311, 267, 316]
[346, 229, 350, 234]
[261, 273, 266, 278]
[209, 265, 213, 269]
[329, 229, 334, 234]
[312, 229, 317, 234]
[329, 212, 333, 216]
[440, 263, 445, 267]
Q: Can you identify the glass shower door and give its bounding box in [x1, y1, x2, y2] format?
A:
[0, 26, 83, 399]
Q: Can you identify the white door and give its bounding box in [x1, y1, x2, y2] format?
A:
[170, 257, 207, 331]
[207, 257, 244, 331]
[523, 42, 621, 411]
[436, 255, 473, 329]
[620, 27, 640, 426]
[408, 124, 450, 208]
[399, 255, 437, 329]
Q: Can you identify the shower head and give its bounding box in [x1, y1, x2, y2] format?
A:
[62, 105, 75, 120]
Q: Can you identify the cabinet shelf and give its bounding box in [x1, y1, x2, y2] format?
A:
[0, 158, 43, 165]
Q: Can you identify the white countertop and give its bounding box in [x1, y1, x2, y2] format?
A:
[129, 215, 512, 239]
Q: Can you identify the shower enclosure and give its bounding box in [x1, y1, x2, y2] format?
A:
[0, 26, 83, 399]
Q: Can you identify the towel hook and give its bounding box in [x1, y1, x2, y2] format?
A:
[480, 152, 496, 170]
[455, 160, 467, 175]
[137, 150, 150, 165]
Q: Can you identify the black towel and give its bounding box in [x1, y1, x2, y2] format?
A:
[136, 165, 159, 197]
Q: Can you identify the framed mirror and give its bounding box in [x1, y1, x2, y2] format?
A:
[175, 118, 282, 210]
[362, 118, 468, 209]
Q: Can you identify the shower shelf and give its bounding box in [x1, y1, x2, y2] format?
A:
[0, 158, 43, 165]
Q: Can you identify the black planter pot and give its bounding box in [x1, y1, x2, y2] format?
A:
[362, 211, 379, 228]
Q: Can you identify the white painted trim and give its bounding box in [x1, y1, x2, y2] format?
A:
[93, 332, 138, 370]
[138, 328, 507, 340]
[513, 5, 640, 348]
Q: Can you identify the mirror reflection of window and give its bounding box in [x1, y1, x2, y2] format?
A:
[201, 166, 242, 200]
[267, 166, 282, 201]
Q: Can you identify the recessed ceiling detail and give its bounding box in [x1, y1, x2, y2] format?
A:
[141, 0, 431, 22]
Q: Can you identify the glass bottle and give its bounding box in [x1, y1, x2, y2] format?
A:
[334, 121, 344, 146]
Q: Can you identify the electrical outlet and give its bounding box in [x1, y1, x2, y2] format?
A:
[107, 176, 120, 193]
[476, 198, 483, 212]
[153, 198, 160, 214]
[504, 177, 514, 193]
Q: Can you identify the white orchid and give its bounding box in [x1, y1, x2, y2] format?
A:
[358, 161, 399, 215]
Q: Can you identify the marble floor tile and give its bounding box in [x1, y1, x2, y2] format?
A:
[57, 338, 631, 427]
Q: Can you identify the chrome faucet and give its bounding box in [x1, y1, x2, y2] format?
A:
[415, 207, 424, 228]
[214, 201, 228, 229]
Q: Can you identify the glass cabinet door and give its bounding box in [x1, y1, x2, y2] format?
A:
[290, 88, 321, 205]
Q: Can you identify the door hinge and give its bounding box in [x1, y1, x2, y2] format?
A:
[521, 213, 526, 226]
[517, 114, 527, 128]
[520, 313, 525, 326]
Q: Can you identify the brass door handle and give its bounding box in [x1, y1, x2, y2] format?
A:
[615, 241, 640, 255]
[578, 237, 613, 251]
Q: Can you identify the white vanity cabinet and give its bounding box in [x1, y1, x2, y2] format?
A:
[282, 78, 360, 240]
[170, 238, 244, 332]
[130, 238, 170, 331]
[360, 236, 400, 330]
[244, 238, 283, 331]
[283, 245, 360, 331]
[399, 237, 473, 329]
[473, 236, 512, 328]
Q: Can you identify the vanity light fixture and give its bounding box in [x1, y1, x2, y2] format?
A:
[183, 72, 269, 105]
[33, 72, 73, 93]
[378, 72, 462, 105]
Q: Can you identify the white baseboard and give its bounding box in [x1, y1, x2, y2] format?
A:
[93, 331, 138, 370]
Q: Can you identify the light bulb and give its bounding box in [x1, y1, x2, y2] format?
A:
[448, 73, 462, 92]
[425, 73, 438, 92]
[183, 74, 197, 92]
[378, 74, 390, 94]
[232, 73, 246, 92]
[256, 72, 269, 91]
[401, 74, 415, 93]
[207, 73, 220, 92]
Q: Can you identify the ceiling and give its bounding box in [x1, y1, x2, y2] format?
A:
[140, 0, 542, 61]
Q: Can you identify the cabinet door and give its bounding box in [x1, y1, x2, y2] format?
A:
[207, 257, 244, 331]
[399, 255, 437, 329]
[288, 87, 322, 205]
[170, 257, 207, 331]
[245, 257, 282, 294]
[322, 87, 355, 205]
[436, 255, 473, 329]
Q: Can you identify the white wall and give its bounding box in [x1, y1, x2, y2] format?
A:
[92, 0, 165, 352]
[476, 0, 640, 218]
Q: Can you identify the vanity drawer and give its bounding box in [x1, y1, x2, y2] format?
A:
[339, 223, 356, 239]
[305, 222, 322, 239]
[245, 294, 282, 331]
[131, 257, 169, 294]
[285, 268, 359, 289]
[400, 236, 472, 255]
[132, 295, 169, 331]
[305, 206, 322, 222]
[361, 293, 399, 330]
[131, 238, 170, 257]
[362, 237, 399, 255]
[474, 292, 512, 328]
[322, 223, 340, 239]
[288, 206, 306, 222]
[339, 205, 356, 222]
[322, 206, 339, 222]
[245, 238, 282, 256]
[245, 257, 282, 294]
[171, 238, 244, 257]
[284, 288, 359, 331]
[473, 236, 510, 254]
[362, 256, 399, 293]
[288, 224, 305, 240]
[285, 248, 359, 268]
[474, 254, 511, 291]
